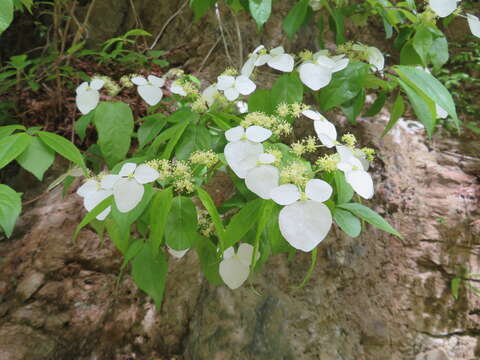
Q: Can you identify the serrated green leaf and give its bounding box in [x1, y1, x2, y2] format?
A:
[0, 184, 21, 237]
[412, 25, 433, 66]
[16, 136, 55, 180]
[338, 202, 402, 238]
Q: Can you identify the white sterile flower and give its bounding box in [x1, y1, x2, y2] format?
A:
[105, 162, 160, 213]
[271, 179, 333, 252]
[352, 44, 384, 72]
[219, 243, 259, 289]
[132, 75, 165, 106]
[167, 246, 189, 259]
[202, 84, 219, 106]
[217, 74, 256, 101]
[336, 145, 374, 199]
[75, 79, 104, 114]
[245, 153, 279, 199]
[170, 80, 187, 96]
[236, 101, 248, 114]
[256, 46, 295, 73]
[298, 51, 349, 90]
[467, 14, 480, 38]
[302, 109, 337, 148]
[429, 0, 459, 17]
[241, 45, 266, 77]
[224, 126, 271, 179]
[76, 178, 112, 220]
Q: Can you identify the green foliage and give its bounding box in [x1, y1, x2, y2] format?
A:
[0, 184, 21, 237]
[0, 0, 13, 35]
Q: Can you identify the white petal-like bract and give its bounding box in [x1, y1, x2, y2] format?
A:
[235, 75, 256, 95]
[100, 174, 120, 190]
[219, 254, 250, 290]
[132, 76, 148, 85]
[313, 120, 337, 148]
[224, 140, 263, 179]
[259, 153, 276, 164]
[429, 0, 458, 17]
[467, 14, 480, 38]
[84, 189, 112, 220]
[224, 87, 240, 101]
[245, 165, 279, 199]
[113, 178, 145, 213]
[76, 88, 100, 115]
[119, 163, 137, 177]
[217, 75, 235, 90]
[302, 109, 325, 121]
[345, 170, 374, 199]
[225, 126, 245, 142]
[279, 200, 332, 252]
[138, 84, 163, 106]
[202, 84, 218, 106]
[77, 179, 98, 197]
[245, 125, 272, 143]
[170, 82, 187, 96]
[148, 75, 165, 87]
[268, 53, 294, 72]
[134, 164, 159, 184]
[168, 247, 189, 259]
[305, 179, 333, 203]
[90, 79, 105, 90]
[236, 101, 248, 114]
[270, 184, 301, 205]
[299, 63, 332, 91]
[237, 243, 258, 267]
[366, 46, 384, 71]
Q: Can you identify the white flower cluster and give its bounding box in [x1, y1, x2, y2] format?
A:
[76, 162, 159, 218]
[222, 109, 374, 255]
[429, 0, 480, 38]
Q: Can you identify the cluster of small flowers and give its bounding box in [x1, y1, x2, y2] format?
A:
[197, 209, 216, 238]
[146, 159, 196, 194]
[291, 136, 318, 157]
[240, 112, 292, 137]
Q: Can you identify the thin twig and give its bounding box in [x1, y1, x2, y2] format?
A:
[215, 3, 233, 66]
[149, 0, 189, 50]
[198, 38, 221, 73]
[232, 8, 243, 69]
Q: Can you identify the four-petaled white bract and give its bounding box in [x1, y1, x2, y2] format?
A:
[241, 45, 295, 76]
[236, 101, 248, 114]
[76, 79, 104, 115]
[103, 162, 160, 213]
[353, 44, 385, 72]
[76, 178, 112, 220]
[271, 179, 333, 252]
[467, 14, 480, 38]
[217, 74, 256, 101]
[336, 146, 374, 199]
[429, 0, 459, 17]
[219, 243, 259, 289]
[298, 51, 349, 90]
[132, 75, 165, 106]
[302, 109, 337, 148]
[224, 126, 272, 178]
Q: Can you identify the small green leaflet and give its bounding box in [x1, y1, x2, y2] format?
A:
[137, 114, 166, 150]
[249, 0, 271, 27]
[451, 277, 461, 299]
[131, 244, 168, 308]
[0, 184, 22, 238]
[175, 126, 212, 160]
[334, 171, 353, 204]
[224, 198, 263, 248]
[0, 124, 25, 140]
[38, 131, 86, 171]
[73, 196, 113, 240]
[282, 0, 309, 39]
[0, 0, 13, 34]
[196, 186, 226, 247]
[382, 94, 405, 137]
[338, 202, 402, 238]
[0, 133, 31, 169]
[190, 0, 216, 20]
[16, 136, 55, 181]
[149, 187, 173, 253]
[333, 208, 361, 238]
[271, 73, 304, 108]
[165, 196, 198, 251]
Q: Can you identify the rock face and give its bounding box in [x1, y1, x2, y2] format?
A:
[0, 111, 479, 360]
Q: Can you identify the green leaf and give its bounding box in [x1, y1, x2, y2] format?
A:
[74, 112, 94, 141]
[333, 208, 361, 238]
[190, 0, 216, 20]
[16, 136, 55, 180]
[412, 25, 433, 66]
[0, 133, 31, 169]
[73, 196, 113, 240]
[149, 187, 173, 253]
[394, 65, 459, 126]
[338, 203, 402, 238]
[38, 131, 86, 170]
[382, 94, 405, 137]
[165, 196, 198, 251]
[329, 6, 345, 44]
[160, 120, 190, 159]
[341, 88, 365, 124]
[249, 0, 271, 27]
[196, 186, 226, 246]
[93, 102, 134, 168]
[247, 89, 275, 114]
[397, 78, 436, 137]
[137, 114, 166, 150]
[363, 91, 386, 117]
[195, 236, 222, 285]
[399, 41, 423, 66]
[121, 239, 144, 269]
[282, 0, 309, 38]
[131, 244, 168, 308]
[451, 277, 460, 299]
[334, 171, 353, 204]
[0, 184, 21, 237]
[0, 0, 13, 34]
[317, 61, 369, 111]
[429, 36, 449, 70]
[174, 126, 212, 160]
[271, 73, 304, 107]
[224, 198, 263, 248]
[0, 124, 25, 140]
